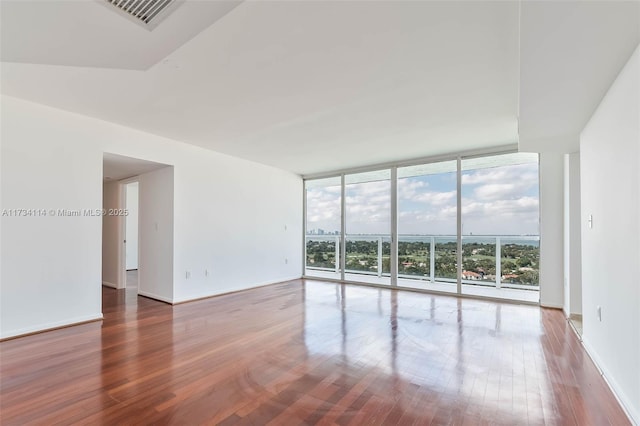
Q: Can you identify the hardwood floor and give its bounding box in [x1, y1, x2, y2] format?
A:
[126, 269, 138, 288]
[0, 280, 630, 425]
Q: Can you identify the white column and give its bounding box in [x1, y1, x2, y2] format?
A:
[539, 152, 565, 308]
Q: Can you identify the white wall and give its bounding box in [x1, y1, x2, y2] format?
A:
[0, 125, 2, 315]
[125, 182, 138, 271]
[538, 151, 565, 308]
[102, 181, 120, 288]
[1, 107, 103, 338]
[172, 155, 302, 303]
[580, 45, 639, 423]
[563, 152, 582, 316]
[563, 155, 571, 315]
[138, 168, 173, 302]
[568, 153, 582, 315]
[0, 95, 303, 339]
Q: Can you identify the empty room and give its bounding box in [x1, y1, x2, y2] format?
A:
[1, 0, 639, 425]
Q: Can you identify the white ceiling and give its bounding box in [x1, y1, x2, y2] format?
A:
[103, 153, 168, 181]
[1, 1, 638, 175]
[0, 0, 241, 70]
[518, 0, 640, 153]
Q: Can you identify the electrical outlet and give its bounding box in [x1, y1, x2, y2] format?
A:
[596, 305, 602, 322]
[186, 271, 191, 279]
[205, 269, 209, 278]
[285, 258, 288, 264]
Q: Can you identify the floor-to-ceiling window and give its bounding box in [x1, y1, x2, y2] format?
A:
[344, 170, 391, 285]
[305, 176, 342, 280]
[303, 151, 540, 303]
[461, 153, 540, 302]
[397, 160, 458, 293]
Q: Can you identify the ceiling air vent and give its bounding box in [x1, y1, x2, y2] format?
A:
[104, 0, 180, 29]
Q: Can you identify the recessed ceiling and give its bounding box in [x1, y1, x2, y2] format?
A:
[0, 0, 241, 70]
[1, 1, 638, 175]
[0, 1, 520, 175]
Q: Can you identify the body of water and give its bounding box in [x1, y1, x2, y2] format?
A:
[399, 236, 540, 247]
[307, 234, 540, 248]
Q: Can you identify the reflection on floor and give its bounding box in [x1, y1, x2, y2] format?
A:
[307, 270, 540, 303]
[570, 314, 583, 336]
[126, 269, 138, 288]
[0, 279, 628, 424]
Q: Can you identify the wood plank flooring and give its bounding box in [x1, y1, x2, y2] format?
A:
[0, 280, 630, 425]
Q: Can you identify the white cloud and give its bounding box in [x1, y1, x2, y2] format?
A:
[306, 187, 341, 232]
[398, 179, 428, 200]
[474, 183, 531, 200]
[345, 181, 391, 233]
[462, 197, 539, 216]
[462, 196, 539, 217]
[396, 179, 456, 233]
[462, 163, 538, 186]
[461, 196, 539, 235]
[412, 190, 456, 206]
[308, 163, 540, 236]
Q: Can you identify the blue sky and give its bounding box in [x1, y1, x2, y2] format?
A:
[306, 162, 540, 236]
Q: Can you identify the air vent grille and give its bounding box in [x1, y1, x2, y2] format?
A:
[105, 0, 177, 26]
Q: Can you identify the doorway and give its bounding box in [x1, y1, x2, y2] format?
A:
[125, 181, 139, 290]
[102, 153, 174, 306]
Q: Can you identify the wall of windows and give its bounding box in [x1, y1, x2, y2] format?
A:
[304, 151, 540, 303]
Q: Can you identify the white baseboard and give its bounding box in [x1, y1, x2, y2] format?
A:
[0, 313, 104, 340]
[243, 275, 302, 289]
[102, 281, 117, 288]
[582, 338, 639, 425]
[172, 275, 302, 304]
[540, 302, 564, 309]
[137, 290, 174, 304]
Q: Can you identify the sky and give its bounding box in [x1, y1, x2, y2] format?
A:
[306, 162, 540, 236]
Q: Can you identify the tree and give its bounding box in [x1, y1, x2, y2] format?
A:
[517, 256, 532, 268]
[502, 261, 517, 273]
